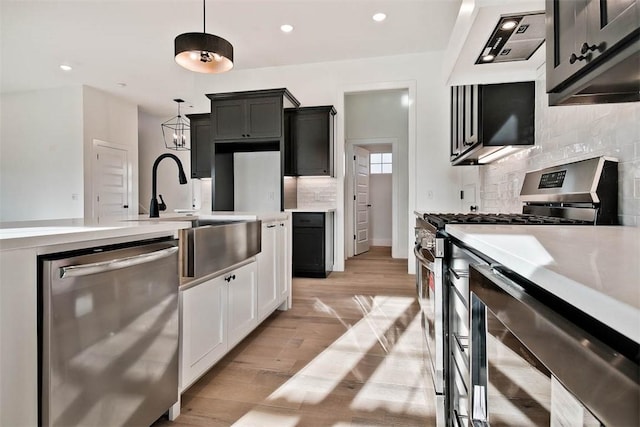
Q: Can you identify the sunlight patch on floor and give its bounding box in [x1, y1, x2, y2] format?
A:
[232, 409, 300, 427]
[229, 295, 428, 426]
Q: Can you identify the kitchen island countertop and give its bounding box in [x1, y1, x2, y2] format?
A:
[285, 207, 336, 213]
[446, 224, 640, 344]
[0, 218, 191, 251]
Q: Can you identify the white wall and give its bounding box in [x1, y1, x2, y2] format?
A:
[0, 86, 84, 221]
[0, 85, 139, 222]
[138, 52, 462, 271]
[370, 174, 392, 246]
[479, 66, 640, 226]
[82, 86, 139, 218]
[138, 110, 192, 215]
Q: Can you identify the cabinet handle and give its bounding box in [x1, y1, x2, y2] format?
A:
[266, 224, 277, 228]
[581, 41, 604, 54]
[224, 274, 236, 282]
[569, 52, 591, 64]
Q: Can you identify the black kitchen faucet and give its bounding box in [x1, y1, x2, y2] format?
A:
[149, 153, 187, 218]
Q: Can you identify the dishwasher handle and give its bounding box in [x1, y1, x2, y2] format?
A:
[60, 246, 178, 279]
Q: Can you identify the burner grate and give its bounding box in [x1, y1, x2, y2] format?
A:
[424, 213, 594, 228]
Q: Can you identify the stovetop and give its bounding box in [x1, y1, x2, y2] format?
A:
[422, 213, 594, 229]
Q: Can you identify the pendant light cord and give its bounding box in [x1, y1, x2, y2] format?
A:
[203, 0, 206, 34]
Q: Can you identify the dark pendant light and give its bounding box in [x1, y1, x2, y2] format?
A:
[161, 99, 190, 151]
[174, 0, 234, 73]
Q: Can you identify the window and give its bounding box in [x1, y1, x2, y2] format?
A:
[370, 152, 392, 174]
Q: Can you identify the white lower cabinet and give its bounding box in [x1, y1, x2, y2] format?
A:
[257, 219, 291, 321]
[277, 220, 290, 303]
[227, 262, 258, 348]
[257, 221, 279, 319]
[180, 261, 256, 391]
[180, 274, 227, 391]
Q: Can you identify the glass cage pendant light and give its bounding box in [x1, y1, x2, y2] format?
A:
[161, 99, 190, 151]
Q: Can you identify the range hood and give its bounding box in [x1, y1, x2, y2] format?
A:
[476, 12, 545, 64]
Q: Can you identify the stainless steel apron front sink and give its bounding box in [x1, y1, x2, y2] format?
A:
[180, 219, 261, 279]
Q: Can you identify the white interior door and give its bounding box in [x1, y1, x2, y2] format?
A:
[93, 141, 130, 222]
[354, 146, 370, 255]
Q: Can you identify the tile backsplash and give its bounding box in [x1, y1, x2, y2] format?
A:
[480, 76, 640, 226]
[295, 176, 338, 208]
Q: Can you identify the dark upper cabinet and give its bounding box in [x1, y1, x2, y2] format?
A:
[546, 0, 639, 105]
[212, 97, 280, 140]
[285, 106, 336, 176]
[450, 82, 535, 166]
[187, 113, 212, 179]
[450, 85, 479, 159]
[207, 89, 299, 142]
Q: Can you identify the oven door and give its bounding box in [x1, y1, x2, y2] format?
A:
[469, 264, 639, 427]
[414, 242, 444, 394]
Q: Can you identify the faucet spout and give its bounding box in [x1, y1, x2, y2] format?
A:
[150, 153, 188, 218]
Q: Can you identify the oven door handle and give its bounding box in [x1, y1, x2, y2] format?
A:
[413, 243, 434, 271]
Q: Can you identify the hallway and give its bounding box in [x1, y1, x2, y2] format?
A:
[155, 247, 436, 426]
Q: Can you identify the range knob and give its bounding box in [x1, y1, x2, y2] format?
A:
[422, 236, 435, 251]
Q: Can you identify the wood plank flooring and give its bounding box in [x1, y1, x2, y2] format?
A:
[154, 247, 436, 427]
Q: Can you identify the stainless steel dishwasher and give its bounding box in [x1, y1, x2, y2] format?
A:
[40, 238, 179, 427]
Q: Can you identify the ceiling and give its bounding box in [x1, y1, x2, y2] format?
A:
[1, 0, 463, 116]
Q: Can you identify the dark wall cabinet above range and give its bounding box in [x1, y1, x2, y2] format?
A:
[284, 106, 336, 176]
[546, 0, 640, 105]
[450, 81, 535, 166]
[187, 113, 212, 179]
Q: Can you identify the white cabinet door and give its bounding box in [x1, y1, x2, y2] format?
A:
[180, 276, 227, 391]
[227, 262, 258, 349]
[257, 222, 279, 320]
[277, 220, 290, 303]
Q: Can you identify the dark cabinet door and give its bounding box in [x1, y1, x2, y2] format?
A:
[188, 113, 212, 179]
[450, 85, 480, 161]
[212, 99, 245, 140]
[546, 0, 589, 92]
[295, 111, 330, 175]
[546, 0, 639, 103]
[292, 227, 325, 274]
[463, 85, 479, 148]
[450, 86, 459, 158]
[586, 0, 639, 60]
[292, 212, 327, 277]
[212, 97, 282, 141]
[290, 106, 335, 176]
[246, 97, 282, 139]
[284, 109, 295, 175]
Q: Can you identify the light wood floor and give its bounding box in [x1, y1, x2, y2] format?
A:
[154, 247, 436, 427]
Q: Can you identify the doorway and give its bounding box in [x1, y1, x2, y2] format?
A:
[344, 89, 409, 260]
[91, 139, 133, 222]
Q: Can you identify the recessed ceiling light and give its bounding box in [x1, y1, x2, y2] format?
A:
[280, 24, 294, 33]
[501, 20, 517, 30]
[59, 64, 72, 71]
[372, 13, 386, 22]
[482, 54, 495, 62]
[117, 82, 127, 88]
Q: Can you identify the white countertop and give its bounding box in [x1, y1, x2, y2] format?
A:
[285, 207, 336, 213]
[446, 224, 640, 344]
[0, 218, 192, 251]
[0, 210, 290, 251]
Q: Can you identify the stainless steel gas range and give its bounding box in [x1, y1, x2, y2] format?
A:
[414, 156, 625, 427]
